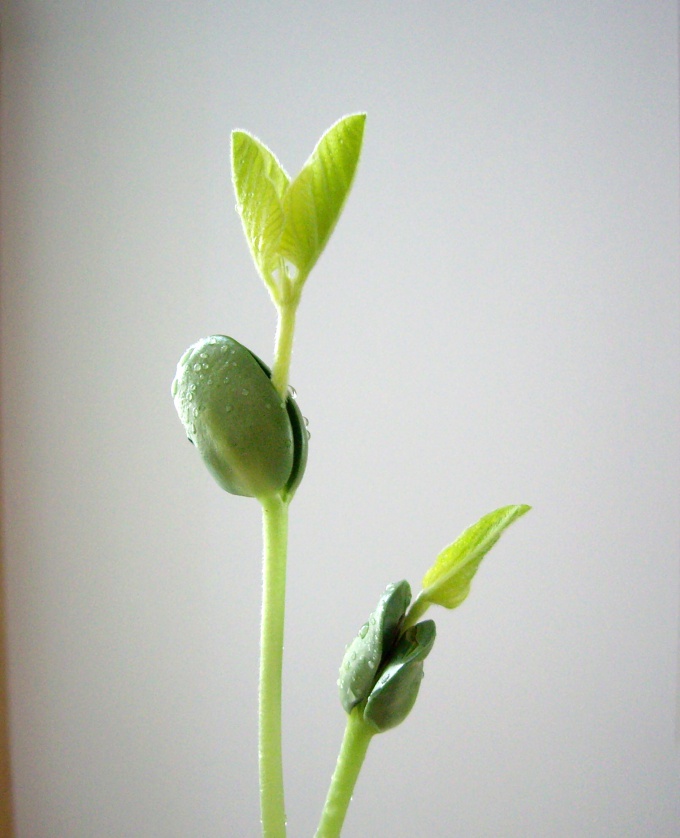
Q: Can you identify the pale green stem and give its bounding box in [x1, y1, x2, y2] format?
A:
[259, 493, 289, 838]
[271, 300, 298, 397]
[315, 710, 375, 838]
[401, 591, 431, 631]
[257, 296, 300, 837]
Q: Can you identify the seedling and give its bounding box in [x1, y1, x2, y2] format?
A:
[172, 114, 530, 837]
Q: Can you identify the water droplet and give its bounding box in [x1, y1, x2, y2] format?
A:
[241, 388, 249, 396]
[306, 430, 311, 440]
[220, 345, 228, 353]
[287, 385, 297, 399]
[200, 352, 208, 359]
[370, 617, 376, 626]
[303, 416, 309, 427]
[359, 623, 369, 639]
[193, 363, 202, 372]
[230, 348, 236, 355]
[344, 661, 350, 671]
[187, 393, 194, 401]
[202, 363, 209, 369]
[171, 379, 178, 396]
[283, 258, 299, 280]
[351, 652, 357, 661]
[189, 383, 197, 391]
[231, 361, 238, 368]
[223, 376, 230, 383]
[225, 405, 232, 413]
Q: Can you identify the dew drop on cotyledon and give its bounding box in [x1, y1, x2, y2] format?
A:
[172, 334, 308, 500]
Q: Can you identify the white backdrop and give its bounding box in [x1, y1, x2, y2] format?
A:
[1, 2, 679, 836]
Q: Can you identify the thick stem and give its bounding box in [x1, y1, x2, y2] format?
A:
[259, 494, 289, 837]
[257, 289, 300, 835]
[315, 710, 375, 838]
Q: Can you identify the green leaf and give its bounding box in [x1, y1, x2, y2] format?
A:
[231, 130, 289, 290]
[421, 505, 531, 609]
[338, 581, 411, 714]
[363, 620, 436, 733]
[277, 113, 366, 282]
[231, 114, 366, 297]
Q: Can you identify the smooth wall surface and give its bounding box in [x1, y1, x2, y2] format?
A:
[1, 3, 679, 836]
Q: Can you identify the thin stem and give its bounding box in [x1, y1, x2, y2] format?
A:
[271, 300, 298, 397]
[259, 493, 289, 838]
[401, 591, 431, 631]
[315, 710, 375, 838]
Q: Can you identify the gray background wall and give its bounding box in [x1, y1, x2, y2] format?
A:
[1, 2, 678, 836]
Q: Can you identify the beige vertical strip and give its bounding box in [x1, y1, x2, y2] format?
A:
[0, 530, 13, 836]
[0, 24, 16, 837]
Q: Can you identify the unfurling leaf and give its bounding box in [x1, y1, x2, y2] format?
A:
[421, 505, 531, 609]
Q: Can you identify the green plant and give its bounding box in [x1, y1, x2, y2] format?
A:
[172, 114, 530, 838]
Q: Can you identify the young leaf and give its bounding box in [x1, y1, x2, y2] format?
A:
[231, 130, 289, 289]
[277, 113, 366, 282]
[421, 505, 531, 609]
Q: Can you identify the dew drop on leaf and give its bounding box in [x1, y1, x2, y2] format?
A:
[283, 259, 299, 280]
